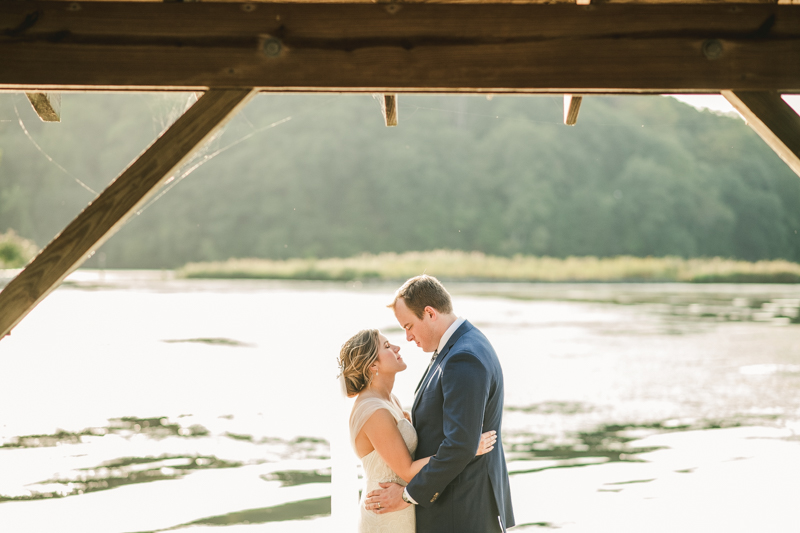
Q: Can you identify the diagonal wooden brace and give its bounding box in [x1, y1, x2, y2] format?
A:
[0, 88, 257, 340]
[26, 92, 61, 122]
[722, 90, 800, 178]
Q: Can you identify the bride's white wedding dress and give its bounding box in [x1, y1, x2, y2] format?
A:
[350, 394, 418, 533]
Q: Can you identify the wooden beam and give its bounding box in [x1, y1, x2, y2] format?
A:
[383, 94, 398, 127]
[25, 92, 61, 122]
[722, 90, 800, 178]
[36, 0, 795, 4]
[0, 88, 256, 340]
[564, 94, 582, 125]
[1, 4, 799, 93]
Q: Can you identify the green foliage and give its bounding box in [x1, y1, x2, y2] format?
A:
[0, 229, 37, 268]
[0, 93, 799, 268]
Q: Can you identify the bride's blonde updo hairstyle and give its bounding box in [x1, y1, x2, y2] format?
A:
[338, 329, 380, 397]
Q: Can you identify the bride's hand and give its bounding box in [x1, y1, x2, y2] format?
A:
[476, 430, 497, 455]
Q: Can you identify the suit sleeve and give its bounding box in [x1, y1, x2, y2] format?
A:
[406, 351, 490, 507]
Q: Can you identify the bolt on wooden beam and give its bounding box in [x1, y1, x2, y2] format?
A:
[25, 92, 61, 122]
[564, 94, 583, 125]
[382, 94, 398, 127]
[722, 90, 800, 178]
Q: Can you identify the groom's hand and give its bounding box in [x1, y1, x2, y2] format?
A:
[365, 482, 409, 514]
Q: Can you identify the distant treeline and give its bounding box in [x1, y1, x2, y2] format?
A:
[0, 93, 799, 268]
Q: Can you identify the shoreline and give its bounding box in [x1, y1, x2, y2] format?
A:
[176, 252, 800, 284]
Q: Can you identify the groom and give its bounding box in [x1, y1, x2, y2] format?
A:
[365, 275, 515, 532]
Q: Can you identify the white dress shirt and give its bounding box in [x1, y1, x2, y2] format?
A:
[437, 317, 465, 355]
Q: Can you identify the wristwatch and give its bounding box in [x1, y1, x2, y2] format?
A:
[402, 488, 417, 505]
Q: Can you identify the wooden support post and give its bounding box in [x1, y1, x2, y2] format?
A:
[564, 94, 583, 126]
[722, 90, 800, 178]
[25, 92, 61, 122]
[383, 94, 398, 127]
[0, 88, 257, 340]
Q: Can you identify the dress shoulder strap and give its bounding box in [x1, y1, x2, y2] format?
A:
[349, 396, 402, 452]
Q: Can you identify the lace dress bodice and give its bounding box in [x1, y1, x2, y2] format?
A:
[350, 395, 418, 533]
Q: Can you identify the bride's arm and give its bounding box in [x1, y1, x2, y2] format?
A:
[361, 409, 428, 484]
[361, 411, 498, 484]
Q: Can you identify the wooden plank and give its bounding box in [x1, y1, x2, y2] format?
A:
[1, 4, 799, 92]
[0, 89, 256, 339]
[383, 94, 398, 126]
[722, 90, 800, 178]
[25, 92, 61, 122]
[564, 94, 582, 125]
[37, 0, 789, 4]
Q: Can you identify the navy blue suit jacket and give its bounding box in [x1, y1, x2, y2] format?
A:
[407, 320, 514, 533]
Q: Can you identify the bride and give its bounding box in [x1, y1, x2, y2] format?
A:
[338, 329, 497, 533]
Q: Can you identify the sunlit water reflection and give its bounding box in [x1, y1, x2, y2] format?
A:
[1, 272, 799, 532]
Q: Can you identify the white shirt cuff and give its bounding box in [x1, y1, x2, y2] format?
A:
[403, 487, 418, 505]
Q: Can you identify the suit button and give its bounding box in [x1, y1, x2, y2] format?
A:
[430, 492, 439, 503]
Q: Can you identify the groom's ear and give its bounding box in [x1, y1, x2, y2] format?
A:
[424, 306, 437, 321]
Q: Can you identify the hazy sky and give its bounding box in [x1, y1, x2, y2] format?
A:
[668, 94, 800, 119]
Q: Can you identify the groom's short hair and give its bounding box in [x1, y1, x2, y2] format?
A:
[389, 275, 453, 319]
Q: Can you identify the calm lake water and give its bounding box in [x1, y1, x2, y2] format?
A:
[1, 272, 799, 532]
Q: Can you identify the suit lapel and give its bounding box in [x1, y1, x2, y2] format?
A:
[412, 320, 474, 417]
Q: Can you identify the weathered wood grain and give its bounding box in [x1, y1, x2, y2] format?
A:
[564, 94, 582, 125]
[25, 92, 61, 121]
[0, 3, 799, 92]
[383, 94, 398, 126]
[0, 89, 257, 339]
[723, 90, 800, 178]
[39, 0, 788, 4]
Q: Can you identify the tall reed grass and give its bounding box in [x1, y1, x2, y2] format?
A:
[178, 251, 800, 283]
